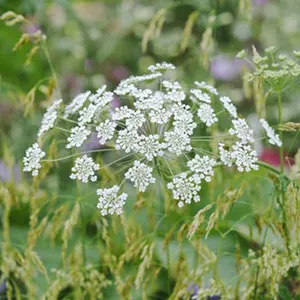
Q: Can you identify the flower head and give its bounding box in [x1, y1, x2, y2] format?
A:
[232, 142, 258, 172]
[167, 173, 201, 207]
[23, 143, 45, 176]
[197, 103, 218, 127]
[97, 185, 127, 216]
[96, 120, 117, 145]
[38, 99, 62, 136]
[70, 155, 100, 183]
[229, 118, 254, 143]
[260, 119, 282, 147]
[188, 155, 216, 182]
[220, 96, 238, 118]
[125, 161, 155, 192]
[64, 91, 91, 117]
[66, 126, 91, 149]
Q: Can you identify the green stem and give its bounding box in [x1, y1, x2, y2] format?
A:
[41, 40, 62, 97]
[79, 200, 86, 268]
[277, 92, 291, 256]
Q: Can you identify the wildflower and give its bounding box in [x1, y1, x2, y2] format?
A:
[23, 143, 45, 176]
[260, 119, 282, 147]
[197, 103, 218, 127]
[66, 126, 90, 149]
[64, 91, 91, 117]
[115, 129, 140, 153]
[125, 110, 146, 130]
[167, 173, 201, 207]
[173, 104, 196, 135]
[188, 155, 216, 182]
[190, 89, 211, 103]
[112, 106, 134, 121]
[96, 120, 117, 145]
[149, 108, 172, 124]
[148, 62, 175, 73]
[219, 143, 234, 167]
[70, 155, 99, 183]
[220, 96, 238, 118]
[229, 118, 254, 143]
[38, 99, 62, 136]
[97, 185, 128, 216]
[138, 134, 164, 161]
[125, 161, 156, 192]
[195, 81, 219, 95]
[232, 142, 258, 172]
[164, 130, 192, 155]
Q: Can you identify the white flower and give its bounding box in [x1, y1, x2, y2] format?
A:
[64, 91, 91, 117]
[125, 161, 155, 192]
[138, 134, 164, 161]
[187, 155, 216, 182]
[164, 130, 192, 155]
[112, 106, 133, 121]
[125, 110, 145, 130]
[162, 80, 186, 103]
[231, 142, 258, 172]
[220, 96, 238, 118]
[149, 108, 172, 124]
[97, 91, 114, 106]
[190, 89, 211, 103]
[195, 81, 219, 96]
[96, 120, 117, 145]
[23, 143, 46, 176]
[219, 143, 234, 167]
[114, 82, 136, 96]
[78, 103, 99, 125]
[134, 91, 163, 111]
[97, 186, 128, 216]
[148, 62, 175, 73]
[260, 119, 282, 147]
[229, 118, 254, 143]
[116, 129, 140, 153]
[167, 173, 201, 207]
[66, 126, 90, 149]
[89, 85, 107, 104]
[38, 99, 62, 137]
[118, 73, 162, 91]
[172, 104, 196, 135]
[70, 155, 100, 183]
[197, 103, 218, 127]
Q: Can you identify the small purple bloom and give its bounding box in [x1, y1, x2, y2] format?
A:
[253, 0, 269, 5]
[0, 161, 21, 183]
[210, 56, 244, 81]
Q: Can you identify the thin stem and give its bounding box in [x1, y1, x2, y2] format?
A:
[41, 148, 116, 162]
[277, 92, 291, 256]
[41, 40, 61, 97]
[79, 200, 86, 268]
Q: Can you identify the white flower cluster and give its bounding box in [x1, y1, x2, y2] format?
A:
[167, 173, 201, 207]
[70, 155, 100, 183]
[220, 96, 237, 118]
[125, 161, 156, 192]
[97, 185, 127, 216]
[260, 119, 282, 147]
[23, 143, 46, 176]
[38, 99, 62, 136]
[197, 103, 218, 127]
[187, 155, 216, 182]
[23, 61, 262, 215]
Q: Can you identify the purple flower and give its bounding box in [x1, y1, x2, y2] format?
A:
[0, 161, 21, 183]
[210, 56, 244, 81]
[253, 0, 269, 5]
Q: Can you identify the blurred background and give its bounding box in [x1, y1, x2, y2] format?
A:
[0, 0, 300, 298]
